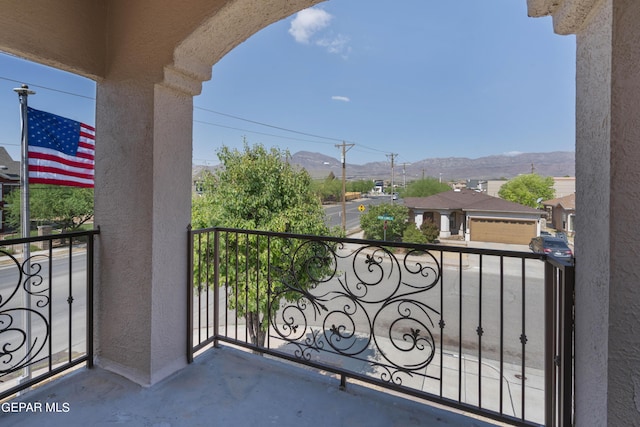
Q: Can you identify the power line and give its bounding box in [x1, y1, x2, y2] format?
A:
[195, 106, 393, 156]
[0, 76, 95, 100]
[193, 120, 336, 146]
[195, 106, 349, 143]
[1, 74, 395, 158]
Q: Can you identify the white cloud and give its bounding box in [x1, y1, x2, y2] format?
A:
[289, 8, 333, 44]
[504, 151, 523, 157]
[317, 34, 351, 58]
[331, 96, 350, 102]
[289, 7, 351, 58]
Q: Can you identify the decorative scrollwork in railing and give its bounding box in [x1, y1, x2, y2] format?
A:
[192, 227, 558, 426]
[0, 251, 50, 377]
[268, 238, 441, 386]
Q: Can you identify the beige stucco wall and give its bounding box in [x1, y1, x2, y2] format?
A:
[573, 0, 640, 424]
[607, 0, 640, 423]
[0, 0, 106, 78]
[574, 1, 611, 424]
[552, 176, 575, 197]
[91, 0, 325, 386]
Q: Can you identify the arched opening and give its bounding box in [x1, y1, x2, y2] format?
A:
[190, 1, 575, 174]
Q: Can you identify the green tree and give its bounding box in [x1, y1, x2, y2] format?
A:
[310, 173, 342, 203]
[359, 203, 409, 242]
[400, 177, 450, 198]
[347, 179, 375, 194]
[192, 143, 334, 346]
[498, 174, 555, 208]
[5, 185, 93, 232]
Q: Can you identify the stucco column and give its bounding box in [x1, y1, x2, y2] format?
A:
[574, 0, 640, 424]
[439, 211, 451, 238]
[94, 77, 195, 386]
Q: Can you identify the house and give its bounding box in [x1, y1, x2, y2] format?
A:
[542, 193, 575, 235]
[551, 176, 575, 198]
[1, 0, 639, 425]
[486, 176, 575, 198]
[0, 147, 20, 233]
[404, 189, 544, 244]
[465, 179, 487, 192]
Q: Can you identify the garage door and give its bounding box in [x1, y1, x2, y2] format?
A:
[469, 218, 537, 244]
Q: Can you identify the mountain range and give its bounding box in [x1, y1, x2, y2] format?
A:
[290, 151, 574, 181]
[193, 151, 575, 182]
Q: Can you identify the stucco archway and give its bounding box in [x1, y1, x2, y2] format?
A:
[92, 0, 326, 386]
[1, 1, 640, 423]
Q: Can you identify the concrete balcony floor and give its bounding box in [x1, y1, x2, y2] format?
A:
[2, 346, 501, 427]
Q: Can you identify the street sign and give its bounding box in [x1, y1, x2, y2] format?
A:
[377, 215, 394, 221]
[358, 204, 365, 212]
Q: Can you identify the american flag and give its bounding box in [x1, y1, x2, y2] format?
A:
[27, 107, 95, 188]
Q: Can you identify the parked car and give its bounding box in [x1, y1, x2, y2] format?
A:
[555, 231, 568, 243]
[529, 236, 573, 260]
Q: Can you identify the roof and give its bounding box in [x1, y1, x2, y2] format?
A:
[404, 189, 543, 215]
[0, 147, 20, 181]
[542, 193, 575, 210]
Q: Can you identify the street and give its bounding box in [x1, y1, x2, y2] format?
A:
[323, 194, 395, 231]
[0, 250, 89, 386]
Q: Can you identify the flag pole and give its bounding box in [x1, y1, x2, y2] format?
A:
[14, 84, 35, 383]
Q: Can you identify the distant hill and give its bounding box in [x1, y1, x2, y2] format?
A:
[290, 151, 575, 181]
[193, 151, 575, 182]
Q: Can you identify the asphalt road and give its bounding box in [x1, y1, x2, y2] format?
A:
[323, 194, 395, 232]
[0, 251, 88, 382]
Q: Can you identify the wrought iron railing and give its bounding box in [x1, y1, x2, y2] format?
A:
[544, 256, 574, 427]
[189, 227, 574, 426]
[0, 229, 98, 400]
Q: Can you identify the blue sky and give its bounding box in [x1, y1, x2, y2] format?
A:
[0, 0, 575, 167]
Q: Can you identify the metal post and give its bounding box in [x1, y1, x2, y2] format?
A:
[335, 142, 354, 233]
[387, 153, 397, 204]
[560, 264, 575, 426]
[213, 229, 220, 348]
[341, 148, 346, 232]
[14, 84, 35, 382]
[187, 226, 194, 363]
[544, 260, 556, 426]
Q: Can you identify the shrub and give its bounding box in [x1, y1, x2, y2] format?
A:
[420, 219, 440, 242]
[402, 224, 428, 244]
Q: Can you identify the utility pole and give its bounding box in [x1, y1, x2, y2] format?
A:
[401, 162, 410, 188]
[336, 142, 355, 232]
[387, 153, 398, 204]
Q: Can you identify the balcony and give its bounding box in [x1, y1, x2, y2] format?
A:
[1, 228, 573, 426]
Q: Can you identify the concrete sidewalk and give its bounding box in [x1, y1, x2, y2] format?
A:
[2, 347, 502, 427]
